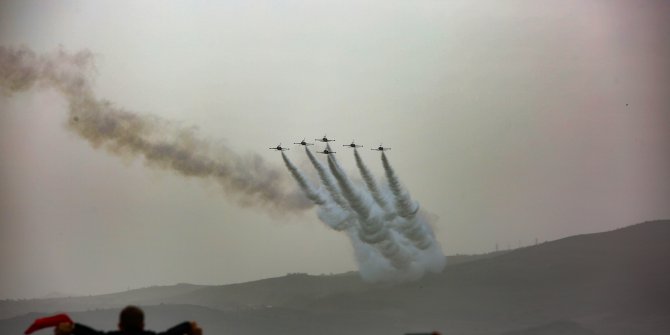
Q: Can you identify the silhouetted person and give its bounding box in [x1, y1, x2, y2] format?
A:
[52, 305, 202, 335]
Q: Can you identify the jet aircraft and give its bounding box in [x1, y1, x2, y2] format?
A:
[316, 135, 335, 142]
[269, 144, 289, 151]
[371, 144, 391, 151]
[343, 140, 363, 148]
[294, 138, 314, 146]
[317, 149, 336, 154]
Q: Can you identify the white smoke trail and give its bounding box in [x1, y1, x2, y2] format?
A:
[281, 151, 351, 231]
[281, 152, 325, 206]
[354, 148, 390, 210]
[296, 146, 413, 276]
[381, 151, 419, 219]
[380, 152, 437, 251]
[0, 46, 310, 213]
[325, 151, 372, 219]
[326, 155, 411, 269]
[304, 147, 351, 211]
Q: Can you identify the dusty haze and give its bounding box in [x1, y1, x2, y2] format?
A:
[1, 0, 669, 299]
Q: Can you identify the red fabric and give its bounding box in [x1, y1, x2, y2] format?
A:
[24, 313, 73, 334]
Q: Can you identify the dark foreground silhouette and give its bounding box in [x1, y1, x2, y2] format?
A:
[25, 306, 201, 335]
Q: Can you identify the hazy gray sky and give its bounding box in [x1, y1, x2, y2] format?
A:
[1, 0, 668, 299]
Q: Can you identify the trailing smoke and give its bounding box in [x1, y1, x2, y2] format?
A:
[290, 145, 445, 282]
[0, 46, 310, 213]
[303, 147, 355, 231]
[381, 152, 437, 251]
[382, 151, 419, 219]
[326, 154, 411, 270]
[354, 148, 391, 211]
[281, 152, 350, 231]
[1, 46, 445, 283]
[304, 146, 350, 211]
[281, 152, 325, 206]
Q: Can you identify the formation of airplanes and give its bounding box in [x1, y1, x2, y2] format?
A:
[270, 137, 391, 154]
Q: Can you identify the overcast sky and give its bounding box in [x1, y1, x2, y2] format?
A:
[1, 0, 669, 299]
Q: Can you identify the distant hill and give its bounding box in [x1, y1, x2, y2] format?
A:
[0, 252, 503, 319]
[0, 283, 205, 321]
[2, 220, 668, 335]
[501, 320, 597, 335]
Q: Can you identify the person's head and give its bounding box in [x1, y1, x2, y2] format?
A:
[118, 306, 144, 331]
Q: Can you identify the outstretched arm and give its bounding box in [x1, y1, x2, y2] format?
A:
[25, 314, 73, 335]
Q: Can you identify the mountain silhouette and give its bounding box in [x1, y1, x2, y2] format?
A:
[1, 220, 668, 335]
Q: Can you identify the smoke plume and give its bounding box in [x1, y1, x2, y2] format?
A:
[381, 151, 419, 219]
[304, 147, 350, 211]
[354, 148, 392, 212]
[380, 152, 438, 250]
[2, 46, 445, 283]
[281, 152, 325, 206]
[281, 151, 351, 231]
[326, 155, 411, 269]
[0, 46, 310, 213]
[289, 147, 446, 281]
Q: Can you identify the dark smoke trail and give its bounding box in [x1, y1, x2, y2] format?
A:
[326, 155, 411, 269]
[353, 148, 390, 211]
[0, 46, 311, 213]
